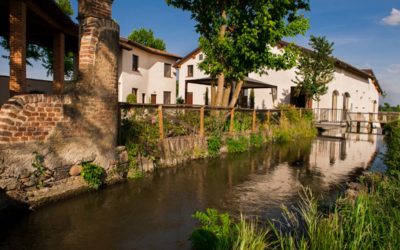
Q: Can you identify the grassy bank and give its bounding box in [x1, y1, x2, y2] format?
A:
[190, 120, 400, 250]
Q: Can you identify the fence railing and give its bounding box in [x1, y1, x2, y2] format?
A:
[118, 103, 311, 141]
[313, 109, 347, 124]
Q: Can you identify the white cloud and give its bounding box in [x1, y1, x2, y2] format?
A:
[381, 8, 400, 26]
[387, 64, 400, 74]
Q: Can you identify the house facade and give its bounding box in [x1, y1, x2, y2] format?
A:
[118, 38, 182, 104]
[175, 44, 382, 113]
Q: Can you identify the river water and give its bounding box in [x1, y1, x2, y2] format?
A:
[0, 133, 384, 250]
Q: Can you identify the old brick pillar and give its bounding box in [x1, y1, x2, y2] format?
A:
[53, 33, 65, 94]
[9, 0, 27, 96]
[76, 0, 120, 164]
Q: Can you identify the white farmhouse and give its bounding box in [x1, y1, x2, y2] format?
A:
[175, 42, 382, 113]
[119, 38, 182, 104]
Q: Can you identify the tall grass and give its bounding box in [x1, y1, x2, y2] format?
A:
[191, 120, 400, 250]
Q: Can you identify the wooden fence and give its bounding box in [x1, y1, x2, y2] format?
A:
[118, 103, 311, 141]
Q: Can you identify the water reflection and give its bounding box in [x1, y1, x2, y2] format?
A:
[0, 135, 382, 250]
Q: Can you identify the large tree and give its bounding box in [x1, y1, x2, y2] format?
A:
[128, 28, 167, 51]
[166, 0, 310, 107]
[292, 35, 335, 108]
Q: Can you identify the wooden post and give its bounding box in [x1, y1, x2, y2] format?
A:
[229, 108, 235, 135]
[200, 106, 205, 137]
[252, 109, 257, 132]
[357, 121, 361, 133]
[158, 105, 164, 139]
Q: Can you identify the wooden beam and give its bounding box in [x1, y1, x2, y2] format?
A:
[25, 0, 77, 37]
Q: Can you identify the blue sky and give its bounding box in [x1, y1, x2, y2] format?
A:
[1, 0, 399, 105]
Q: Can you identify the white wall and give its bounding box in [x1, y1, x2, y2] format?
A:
[118, 48, 178, 104]
[177, 52, 209, 105]
[177, 48, 381, 112]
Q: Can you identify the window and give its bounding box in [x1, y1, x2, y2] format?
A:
[164, 91, 171, 104]
[199, 54, 204, 60]
[187, 65, 194, 77]
[142, 93, 146, 104]
[132, 55, 139, 71]
[164, 63, 172, 77]
[131, 88, 138, 96]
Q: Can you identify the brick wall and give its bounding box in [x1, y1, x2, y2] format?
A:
[78, 0, 113, 20]
[0, 95, 71, 143]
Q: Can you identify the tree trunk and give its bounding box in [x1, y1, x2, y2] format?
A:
[210, 81, 216, 106]
[229, 80, 244, 108]
[214, 9, 227, 107]
[211, 85, 216, 106]
[306, 97, 313, 108]
[222, 84, 232, 107]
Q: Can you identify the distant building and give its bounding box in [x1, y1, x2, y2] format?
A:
[175, 42, 383, 113]
[118, 38, 182, 104]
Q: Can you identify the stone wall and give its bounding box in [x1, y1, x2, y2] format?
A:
[0, 0, 122, 207]
[0, 95, 71, 143]
[159, 136, 208, 166]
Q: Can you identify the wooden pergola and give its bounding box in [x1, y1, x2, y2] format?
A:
[0, 0, 79, 97]
[185, 76, 277, 106]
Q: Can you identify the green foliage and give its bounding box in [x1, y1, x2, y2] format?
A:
[126, 94, 137, 104]
[207, 136, 222, 157]
[380, 103, 400, 112]
[293, 36, 336, 103]
[384, 120, 400, 176]
[229, 112, 252, 133]
[125, 142, 145, 179]
[191, 209, 267, 250]
[56, 0, 74, 16]
[271, 105, 317, 142]
[166, 0, 310, 106]
[190, 209, 235, 250]
[250, 133, 264, 148]
[233, 216, 267, 250]
[226, 137, 249, 153]
[81, 163, 105, 189]
[176, 96, 185, 104]
[121, 110, 160, 157]
[32, 152, 46, 188]
[128, 28, 166, 51]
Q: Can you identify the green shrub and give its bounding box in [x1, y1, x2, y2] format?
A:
[207, 136, 221, 157]
[190, 209, 235, 250]
[226, 136, 249, 153]
[250, 133, 264, 148]
[81, 163, 105, 189]
[32, 152, 46, 188]
[190, 209, 267, 250]
[126, 94, 137, 104]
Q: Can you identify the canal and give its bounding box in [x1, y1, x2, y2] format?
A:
[0, 133, 384, 250]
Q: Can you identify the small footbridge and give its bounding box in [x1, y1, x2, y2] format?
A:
[314, 109, 399, 134]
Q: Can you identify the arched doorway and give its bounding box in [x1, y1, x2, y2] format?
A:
[342, 92, 351, 120]
[332, 90, 339, 122]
